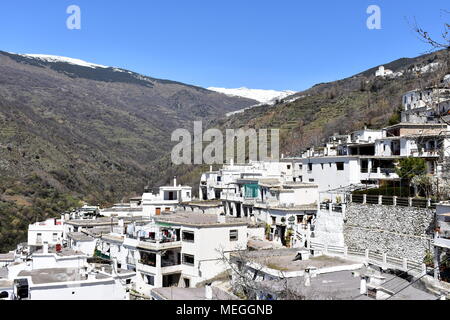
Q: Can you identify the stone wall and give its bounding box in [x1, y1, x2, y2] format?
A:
[344, 203, 435, 262]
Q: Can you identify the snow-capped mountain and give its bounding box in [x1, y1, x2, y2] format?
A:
[19, 54, 110, 69]
[207, 87, 296, 105]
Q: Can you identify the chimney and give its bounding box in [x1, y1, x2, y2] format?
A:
[173, 176, 177, 187]
[304, 273, 311, 287]
[43, 242, 49, 254]
[205, 285, 213, 300]
[360, 276, 368, 295]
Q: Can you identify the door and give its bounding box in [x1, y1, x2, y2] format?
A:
[155, 208, 161, 216]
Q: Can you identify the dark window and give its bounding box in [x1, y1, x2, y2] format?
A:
[126, 279, 131, 284]
[271, 216, 276, 225]
[140, 251, 156, 267]
[182, 231, 195, 242]
[287, 165, 291, 170]
[230, 230, 238, 241]
[182, 254, 195, 266]
[217, 176, 222, 182]
[309, 179, 314, 182]
[308, 163, 313, 171]
[145, 275, 154, 286]
[336, 162, 344, 171]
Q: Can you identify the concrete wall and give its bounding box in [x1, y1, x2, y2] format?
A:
[28, 279, 127, 300]
[343, 203, 434, 262]
[313, 209, 345, 247]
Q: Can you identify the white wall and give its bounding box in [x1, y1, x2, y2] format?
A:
[26, 278, 128, 300]
[300, 157, 360, 192]
[31, 254, 87, 270]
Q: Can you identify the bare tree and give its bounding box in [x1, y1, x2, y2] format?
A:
[216, 246, 312, 300]
[408, 12, 450, 200]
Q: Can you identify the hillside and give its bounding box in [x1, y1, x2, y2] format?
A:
[0, 51, 257, 251]
[213, 50, 449, 157]
[0, 49, 448, 252]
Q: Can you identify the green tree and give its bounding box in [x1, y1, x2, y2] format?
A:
[396, 157, 427, 181]
[396, 157, 427, 197]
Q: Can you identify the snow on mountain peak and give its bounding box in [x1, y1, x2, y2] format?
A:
[207, 87, 296, 104]
[20, 54, 110, 69]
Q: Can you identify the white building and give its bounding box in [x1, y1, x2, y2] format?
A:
[100, 211, 254, 298]
[142, 178, 192, 217]
[375, 66, 393, 77]
[27, 218, 64, 249]
[67, 232, 97, 256]
[199, 160, 294, 201]
[13, 266, 134, 300]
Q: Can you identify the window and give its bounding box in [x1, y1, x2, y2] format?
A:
[37, 233, 42, 243]
[145, 274, 154, 286]
[230, 230, 238, 241]
[52, 233, 58, 242]
[321, 164, 324, 170]
[308, 163, 313, 171]
[217, 176, 221, 182]
[182, 231, 195, 242]
[184, 278, 190, 288]
[186, 192, 190, 197]
[271, 216, 276, 225]
[309, 179, 315, 182]
[165, 207, 171, 212]
[336, 162, 344, 171]
[182, 254, 195, 266]
[140, 252, 157, 266]
[287, 165, 291, 170]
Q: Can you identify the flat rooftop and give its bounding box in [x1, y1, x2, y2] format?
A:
[154, 211, 249, 227]
[34, 247, 85, 257]
[101, 233, 124, 244]
[67, 232, 94, 242]
[18, 268, 109, 284]
[66, 216, 149, 227]
[100, 207, 143, 213]
[151, 287, 237, 300]
[0, 279, 13, 289]
[0, 252, 14, 262]
[180, 200, 223, 207]
[240, 249, 361, 272]
[259, 269, 437, 300]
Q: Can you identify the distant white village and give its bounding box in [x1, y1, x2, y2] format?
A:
[1, 77, 450, 300]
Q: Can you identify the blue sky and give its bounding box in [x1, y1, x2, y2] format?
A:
[0, 0, 448, 91]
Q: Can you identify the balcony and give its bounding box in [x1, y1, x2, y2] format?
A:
[220, 192, 243, 202]
[410, 149, 440, 158]
[137, 240, 182, 251]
